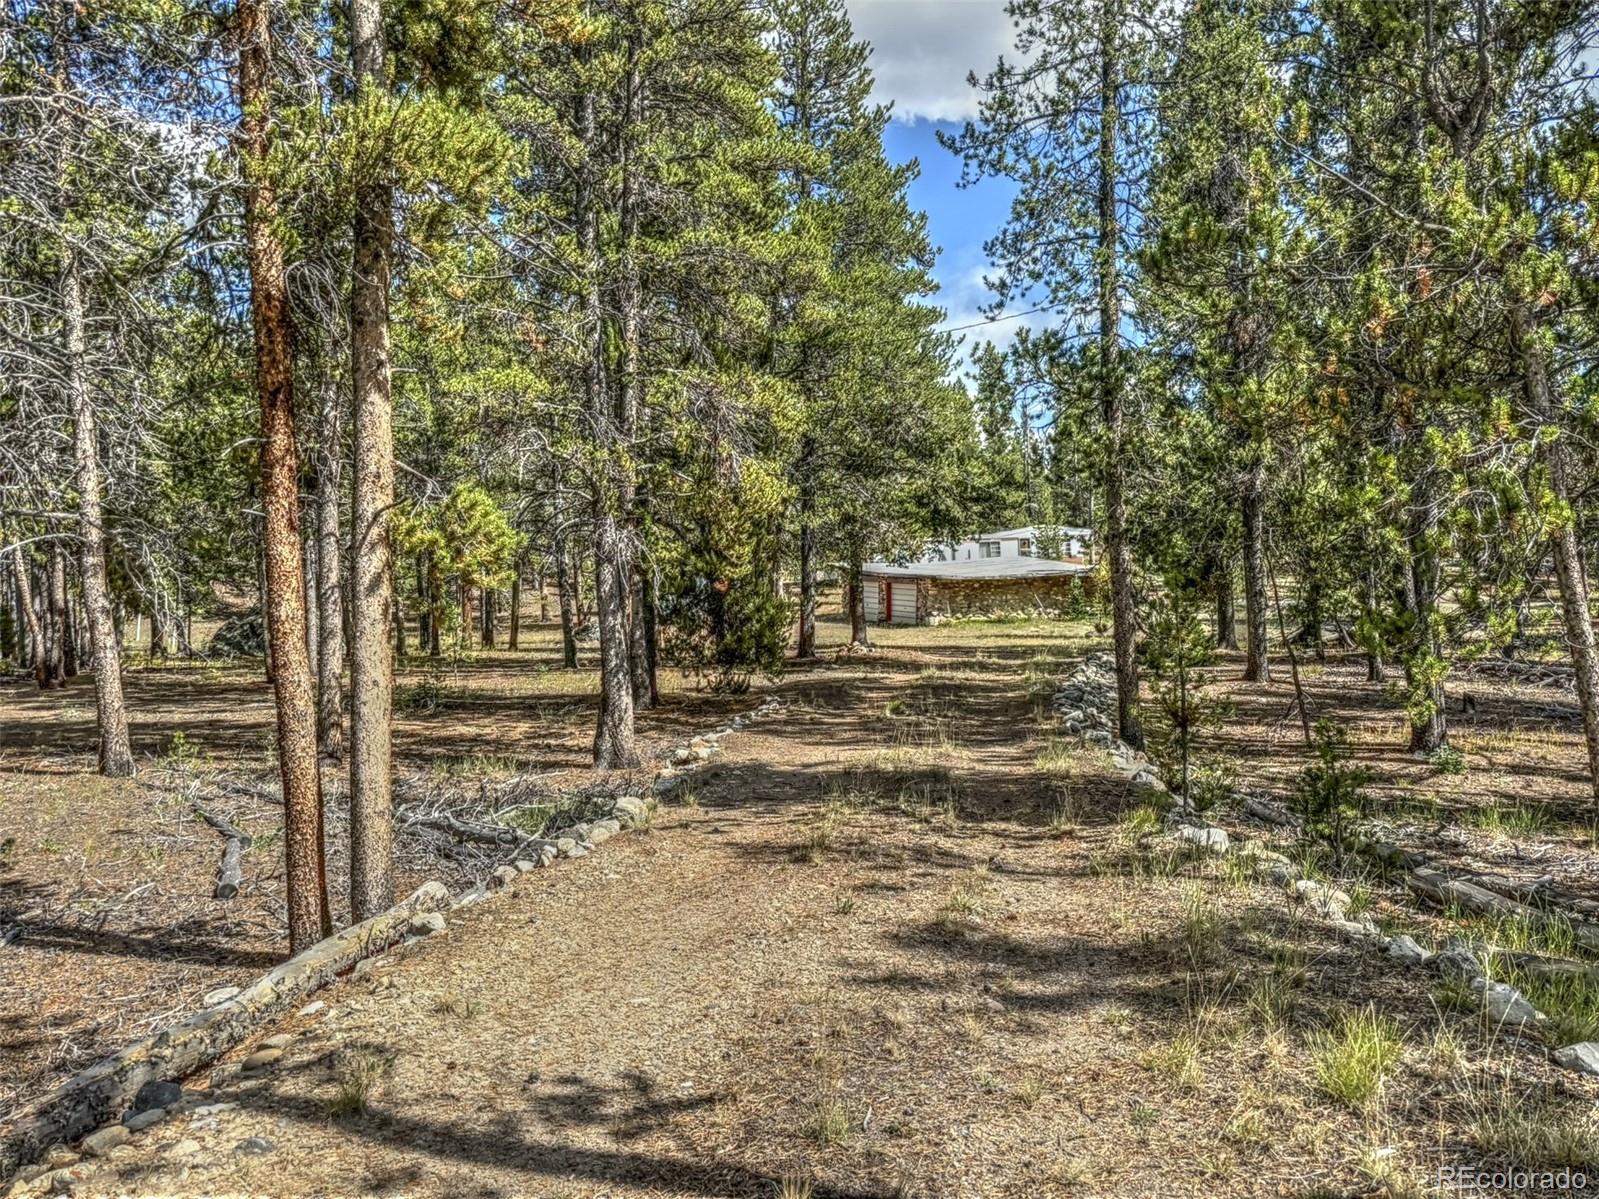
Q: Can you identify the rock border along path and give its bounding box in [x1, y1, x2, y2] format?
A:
[0, 697, 784, 1196]
[1053, 653, 1599, 1080]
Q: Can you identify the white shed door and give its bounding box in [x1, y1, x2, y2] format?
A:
[884, 581, 917, 625]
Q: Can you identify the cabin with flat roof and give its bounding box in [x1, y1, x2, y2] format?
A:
[860, 556, 1094, 626]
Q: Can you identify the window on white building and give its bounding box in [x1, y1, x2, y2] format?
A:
[1018, 539, 1032, 557]
[981, 541, 1001, 559]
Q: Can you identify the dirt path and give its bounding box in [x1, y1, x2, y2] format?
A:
[18, 626, 1591, 1198]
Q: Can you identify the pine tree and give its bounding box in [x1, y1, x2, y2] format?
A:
[946, 0, 1174, 749]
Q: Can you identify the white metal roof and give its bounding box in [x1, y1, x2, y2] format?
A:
[861, 558, 1093, 581]
[980, 525, 1093, 541]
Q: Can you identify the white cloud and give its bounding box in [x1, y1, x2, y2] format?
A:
[847, 0, 1015, 124]
[936, 261, 1058, 380]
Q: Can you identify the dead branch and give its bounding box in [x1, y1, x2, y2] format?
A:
[0, 880, 448, 1180]
[192, 806, 253, 900]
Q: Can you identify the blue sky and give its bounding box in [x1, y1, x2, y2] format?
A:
[846, 0, 1044, 379]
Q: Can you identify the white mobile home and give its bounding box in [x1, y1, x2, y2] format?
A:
[919, 525, 1092, 565]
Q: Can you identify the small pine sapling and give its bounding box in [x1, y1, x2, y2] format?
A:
[1291, 719, 1371, 860]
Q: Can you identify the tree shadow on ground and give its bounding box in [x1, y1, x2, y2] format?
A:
[116, 1060, 897, 1199]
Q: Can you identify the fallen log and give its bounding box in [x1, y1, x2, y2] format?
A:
[0, 880, 448, 1181]
[1404, 867, 1544, 923]
[399, 807, 555, 859]
[1239, 794, 1299, 828]
[1485, 947, 1599, 985]
[193, 806, 252, 901]
[1466, 658, 1575, 691]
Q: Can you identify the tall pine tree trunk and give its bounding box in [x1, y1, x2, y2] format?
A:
[19, 558, 44, 685]
[508, 561, 521, 650]
[426, 557, 442, 657]
[1097, 0, 1142, 751]
[556, 533, 578, 668]
[316, 371, 345, 758]
[616, 40, 654, 713]
[642, 560, 658, 695]
[303, 517, 320, 677]
[628, 571, 654, 706]
[593, 514, 639, 767]
[13, 553, 41, 676]
[1515, 304, 1599, 809]
[348, 0, 396, 919]
[1241, 461, 1270, 682]
[795, 436, 817, 659]
[63, 253, 132, 775]
[579, 74, 637, 765]
[43, 544, 67, 689]
[848, 556, 869, 647]
[1215, 562, 1238, 650]
[1402, 499, 1447, 753]
[1364, 568, 1385, 682]
[237, 0, 330, 953]
[60, 571, 77, 679]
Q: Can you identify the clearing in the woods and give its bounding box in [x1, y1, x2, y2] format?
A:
[4, 614, 1599, 1197]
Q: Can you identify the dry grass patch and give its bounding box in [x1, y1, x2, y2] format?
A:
[1311, 1007, 1403, 1110]
[1470, 1080, 1599, 1168]
[326, 1049, 395, 1117]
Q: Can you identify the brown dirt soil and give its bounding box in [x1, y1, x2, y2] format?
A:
[8, 617, 1595, 1198]
[1194, 647, 1599, 948]
[0, 625, 759, 1121]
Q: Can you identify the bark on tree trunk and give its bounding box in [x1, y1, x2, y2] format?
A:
[627, 568, 654, 708]
[508, 560, 521, 650]
[1364, 568, 1385, 683]
[480, 586, 494, 648]
[615, 42, 654, 714]
[577, 64, 637, 766]
[64, 250, 134, 776]
[303, 519, 320, 678]
[848, 556, 869, 647]
[1097, 0, 1142, 751]
[43, 545, 67, 688]
[148, 601, 165, 662]
[237, 0, 331, 954]
[1515, 304, 1599, 810]
[316, 370, 345, 759]
[556, 534, 578, 668]
[9, 553, 35, 672]
[795, 433, 818, 658]
[1241, 462, 1271, 683]
[642, 561, 658, 697]
[593, 513, 640, 768]
[1215, 562, 1237, 650]
[347, 0, 396, 920]
[60, 566, 77, 679]
[15, 554, 42, 684]
[1403, 523, 1448, 753]
[426, 558, 441, 657]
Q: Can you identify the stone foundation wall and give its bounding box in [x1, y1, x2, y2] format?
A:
[925, 575, 1094, 621]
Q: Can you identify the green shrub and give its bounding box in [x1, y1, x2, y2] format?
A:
[1292, 720, 1370, 858]
[1312, 1006, 1402, 1109]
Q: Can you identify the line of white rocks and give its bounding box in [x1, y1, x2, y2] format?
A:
[1, 696, 784, 1195]
[1053, 653, 1599, 1081]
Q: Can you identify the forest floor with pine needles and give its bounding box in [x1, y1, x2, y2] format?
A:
[5, 614, 1599, 1196]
